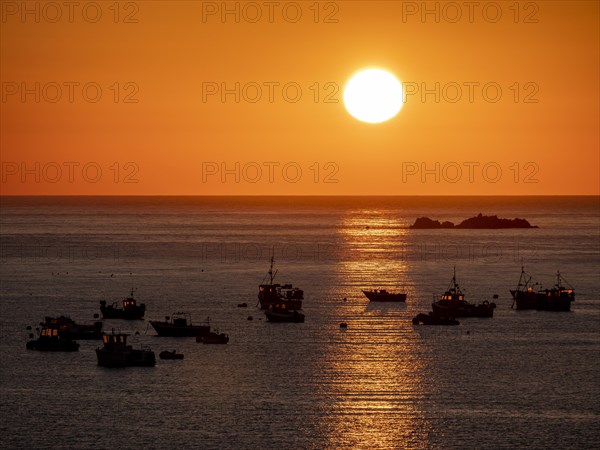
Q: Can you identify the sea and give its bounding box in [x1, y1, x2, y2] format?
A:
[1, 196, 599, 449]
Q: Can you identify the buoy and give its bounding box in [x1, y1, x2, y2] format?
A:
[340, 323, 348, 329]
[343, 297, 347, 301]
[247, 316, 253, 321]
[26, 325, 31, 330]
[93, 313, 99, 319]
[135, 331, 140, 335]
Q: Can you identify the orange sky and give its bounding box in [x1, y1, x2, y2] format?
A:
[1, 0, 598, 195]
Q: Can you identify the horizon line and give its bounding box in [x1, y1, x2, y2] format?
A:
[1, 194, 599, 198]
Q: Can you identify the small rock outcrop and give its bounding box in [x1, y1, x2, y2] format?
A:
[409, 213, 537, 229]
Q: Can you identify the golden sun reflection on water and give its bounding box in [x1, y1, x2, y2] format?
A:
[338, 212, 411, 290]
[319, 211, 434, 448]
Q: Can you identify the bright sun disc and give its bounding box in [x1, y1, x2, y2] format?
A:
[343, 69, 403, 123]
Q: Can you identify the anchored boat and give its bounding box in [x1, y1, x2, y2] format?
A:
[42, 316, 102, 340]
[431, 268, 496, 318]
[362, 289, 407, 302]
[258, 253, 303, 310]
[264, 303, 305, 323]
[26, 326, 80, 352]
[96, 332, 155, 368]
[196, 331, 229, 344]
[510, 267, 574, 311]
[149, 312, 210, 337]
[412, 312, 459, 326]
[100, 289, 146, 320]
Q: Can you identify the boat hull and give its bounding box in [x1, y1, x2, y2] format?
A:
[100, 305, 145, 320]
[96, 348, 156, 368]
[159, 351, 184, 360]
[26, 337, 80, 352]
[412, 313, 459, 326]
[259, 298, 302, 310]
[264, 310, 305, 323]
[196, 332, 229, 344]
[363, 291, 407, 302]
[432, 301, 494, 318]
[149, 321, 210, 337]
[511, 290, 572, 311]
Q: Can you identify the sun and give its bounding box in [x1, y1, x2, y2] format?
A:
[343, 68, 404, 123]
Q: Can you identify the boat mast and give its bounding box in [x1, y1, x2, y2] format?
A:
[268, 246, 277, 284]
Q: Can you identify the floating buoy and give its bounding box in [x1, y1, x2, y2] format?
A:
[343, 297, 347, 301]
[466, 330, 470, 335]
[26, 325, 32, 330]
[340, 323, 348, 329]
[247, 316, 253, 321]
[493, 294, 499, 299]
[238, 303, 248, 308]
[135, 331, 140, 335]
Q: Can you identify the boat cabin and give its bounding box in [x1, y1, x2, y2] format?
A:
[40, 327, 59, 338]
[122, 298, 137, 309]
[102, 333, 130, 350]
[173, 317, 188, 326]
[441, 291, 464, 301]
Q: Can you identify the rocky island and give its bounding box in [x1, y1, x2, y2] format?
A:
[409, 213, 538, 229]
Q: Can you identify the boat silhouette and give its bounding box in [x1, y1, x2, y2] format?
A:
[100, 289, 146, 320]
[257, 252, 303, 310]
[96, 332, 155, 368]
[431, 268, 496, 318]
[150, 312, 210, 337]
[510, 267, 574, 311]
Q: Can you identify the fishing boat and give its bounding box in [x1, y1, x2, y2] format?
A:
[42, 315, 103, 340]
[412, 312, 459, 326]
[100, 289, 146, 320]
[258, 253, 303, 310]
[95, 332, 155, 368]
[510, 267, 574, 311]
[264, 303, 305, 323]
[362, 289, 407, 302]
[159, 350, 184, 360]
[26, 326, 80, 351]
[431, 268, 496, 318]
[196, 331, 229, 344]
[149, 312, 210, 337]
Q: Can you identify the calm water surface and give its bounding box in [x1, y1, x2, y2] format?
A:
[1, 196, 599, 449]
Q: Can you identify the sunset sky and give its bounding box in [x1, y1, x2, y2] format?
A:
[1, 0, 598, 195]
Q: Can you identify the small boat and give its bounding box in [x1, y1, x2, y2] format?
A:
[258, 253, 303, 310]
[431, 268, 496, 318]
[42, 316, 103, 340]
[149, 312, 210, 337]
[96, 332, 155, 368]
[264, 303, 305, 323]
[196, 331, 229, 344]
[362, 289, 407, 302]
[412, 312, 459, 326]
[159, 350, 184, 360]
[26, 326, 80, 351]
[100, 289, 146, 320]
[510, 267, 574, 311]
